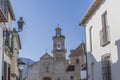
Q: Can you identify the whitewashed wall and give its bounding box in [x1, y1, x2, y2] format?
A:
[85, 0, 120, 80]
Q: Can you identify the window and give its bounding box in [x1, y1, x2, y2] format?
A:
[76, 59, 79, 64]
[101, 54, 112, 80]
[3, 61, 7, 80]
[70, 76, 73, 80]
[8, 66, 11, 80]
[89, 26, 93, 51]
[0, 0, 8, 22]
[102, 11, 107, 28]
[57, 42, 61, 50]
[46, 66, 49, 72]
[3, 28, 13, 50]
[100, 11, 110, 46]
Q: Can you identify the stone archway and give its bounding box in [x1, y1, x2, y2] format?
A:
[43, 77, 51, 80]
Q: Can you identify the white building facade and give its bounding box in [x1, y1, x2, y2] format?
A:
[0, 0, 15, 79]
[0, 0, 24, 80]
[0, 0, 8, 79]
[80, 0, 120, 80]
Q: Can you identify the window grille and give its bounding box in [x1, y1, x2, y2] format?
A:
[101, 54, 112, 80]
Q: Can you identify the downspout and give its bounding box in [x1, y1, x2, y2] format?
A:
[80, 24, 89, 80]
[84, 26, 89, 80]
[2, 27, 5, 80]
[2, 45, 4, 80]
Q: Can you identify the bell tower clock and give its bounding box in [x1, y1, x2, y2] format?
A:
[52, 27, 66, 62]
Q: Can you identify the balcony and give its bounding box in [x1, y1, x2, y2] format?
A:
[100, 25, 110, 46]
[4, 40, 13, 57]
[0, 0, 8, 22]
[4, 29, 13, 57]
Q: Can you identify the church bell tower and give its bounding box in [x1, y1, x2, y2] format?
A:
[52, 27, 66, 62]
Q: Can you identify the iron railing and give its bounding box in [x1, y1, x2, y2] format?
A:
[4, 28, 13, 53]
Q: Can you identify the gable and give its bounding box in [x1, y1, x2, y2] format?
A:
[69, 43, 85, 57]
[40, 53, 53, 60]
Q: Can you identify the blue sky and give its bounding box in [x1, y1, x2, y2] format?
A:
[11, 0, 93, 61]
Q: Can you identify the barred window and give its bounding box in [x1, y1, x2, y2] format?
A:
[101, 54, 112, 80]
[76, 59, 79, 64]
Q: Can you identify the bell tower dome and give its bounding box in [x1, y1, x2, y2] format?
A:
[55, 27, 61, 36]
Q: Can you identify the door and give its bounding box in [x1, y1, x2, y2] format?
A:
[43, 77, 51, 80]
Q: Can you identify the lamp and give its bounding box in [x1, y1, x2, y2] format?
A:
[17, 17, 25, 32]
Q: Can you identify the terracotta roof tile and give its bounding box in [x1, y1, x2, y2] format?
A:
[69, 43, 85, 57]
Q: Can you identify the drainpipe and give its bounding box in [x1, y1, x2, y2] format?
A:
[2, 27, 5, 80]
[2, 44, 4, 80]
[84, 26, 89, 80]
[79, 24, 89, 80]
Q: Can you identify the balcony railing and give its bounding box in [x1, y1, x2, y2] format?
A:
[4, 28, 13, 55]
[100, 25, 110, 46]
[0, 0, 8, 22]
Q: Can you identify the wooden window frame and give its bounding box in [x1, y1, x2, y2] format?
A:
[100, 11, 110, 46]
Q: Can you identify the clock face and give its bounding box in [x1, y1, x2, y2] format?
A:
[57, 42, 61, 50]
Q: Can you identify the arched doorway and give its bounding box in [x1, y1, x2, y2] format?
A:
[43, 77, 51, 80]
